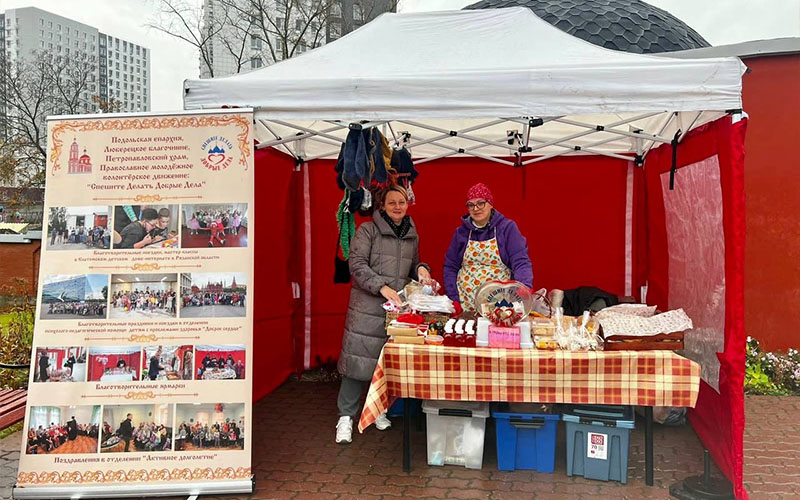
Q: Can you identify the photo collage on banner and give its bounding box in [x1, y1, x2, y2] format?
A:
[16, 110, 255, 497]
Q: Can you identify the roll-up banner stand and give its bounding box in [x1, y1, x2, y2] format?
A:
[14, 109, 255, 499]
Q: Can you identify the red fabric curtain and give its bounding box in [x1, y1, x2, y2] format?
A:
[251, 147, 302, 400]
[305, 154, 631, 369]
[641, 116, 748, 500]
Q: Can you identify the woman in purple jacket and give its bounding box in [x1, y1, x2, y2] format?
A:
[443, 183, 533, 312]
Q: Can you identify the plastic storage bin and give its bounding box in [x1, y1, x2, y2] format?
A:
[422, 400, 489, 469]
[562, 405, 635, 484]
[492, 403, 559, 472]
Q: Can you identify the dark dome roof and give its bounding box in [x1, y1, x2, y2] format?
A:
[463, 0, 710, 54]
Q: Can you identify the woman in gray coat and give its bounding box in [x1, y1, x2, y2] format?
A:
[335, 185, 431, 444]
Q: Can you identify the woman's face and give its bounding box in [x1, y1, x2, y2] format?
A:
[383, 191, 408, 223]
[467, 198, 493, 225]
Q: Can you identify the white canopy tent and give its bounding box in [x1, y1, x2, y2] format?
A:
[183, 7, 746, 165]
[183, 8, 750, 498]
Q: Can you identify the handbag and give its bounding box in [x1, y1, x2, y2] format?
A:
[334, 230, 351, 284]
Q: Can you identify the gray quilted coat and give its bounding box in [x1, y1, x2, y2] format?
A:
[337, 211, 427, 381]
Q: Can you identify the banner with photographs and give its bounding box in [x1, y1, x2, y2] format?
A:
[16, 110, 254, 498]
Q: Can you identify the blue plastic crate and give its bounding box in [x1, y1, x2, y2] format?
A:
[562, 405, 635, 484]
[492, 403, 559, 472]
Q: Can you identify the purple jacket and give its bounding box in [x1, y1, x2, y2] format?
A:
[443, 210, 533, 302]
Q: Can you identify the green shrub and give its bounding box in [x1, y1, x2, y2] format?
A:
[0, 279, 34, 390]
[745, 337, 800, 396]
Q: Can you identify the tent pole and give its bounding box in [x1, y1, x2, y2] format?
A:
[256, 120, 298, 159]
[642, 112, 677, 159]
[554, 117, 673, 145]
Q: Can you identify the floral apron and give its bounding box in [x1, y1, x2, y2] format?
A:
[456, 229, 511, 312]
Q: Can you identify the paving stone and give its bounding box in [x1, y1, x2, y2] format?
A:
[0, 384, 795, 499]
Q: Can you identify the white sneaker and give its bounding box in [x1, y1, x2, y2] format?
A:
[375, 413, 392, 431]
[335, 416, 353, 444]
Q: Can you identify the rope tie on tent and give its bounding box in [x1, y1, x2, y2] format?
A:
[669, 129, 682, 190]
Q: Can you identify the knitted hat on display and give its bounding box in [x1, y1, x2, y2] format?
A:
[466, 183, 494, 205]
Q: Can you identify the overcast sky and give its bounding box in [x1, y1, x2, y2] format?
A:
[5, 0, 800, 112]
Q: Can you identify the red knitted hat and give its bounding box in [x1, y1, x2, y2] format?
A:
[466, 183, 494, 205]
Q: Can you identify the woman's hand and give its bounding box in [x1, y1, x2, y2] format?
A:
[417, 266, 431, 281]
[380, 286, 402, 306]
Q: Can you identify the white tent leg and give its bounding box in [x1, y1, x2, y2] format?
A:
[625, 162, 635, 297]
[303, 161, 312, 370]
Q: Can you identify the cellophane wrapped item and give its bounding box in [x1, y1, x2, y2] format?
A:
[407, 293, 455, 314]
[553, 308, 603, 351]
[576, 311, 604, 351]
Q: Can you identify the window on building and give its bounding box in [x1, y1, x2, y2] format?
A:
[276, 39, 283, 51]
[39, 40, 44, 48]
[250, 34, 261, 49]
[276, 18, 284, 30]
[123, 55, 126, 62]
[39, 29, 44, 37]
[332, 2, 342, 17]
[40, 19, 44, 26]
[250, 57, 262, 69]
[296, 19, 302, 31]
[48, 32, 52, 39]
[354, 4, 364, 22]
[66, 27, 70, 35]
[57, 24, 61, 31]
[48, 21, 52, 28]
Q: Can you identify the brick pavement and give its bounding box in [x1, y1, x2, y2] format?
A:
[0, 383, 796, 500]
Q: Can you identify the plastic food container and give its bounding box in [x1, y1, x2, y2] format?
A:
[425, 335, 444, 345]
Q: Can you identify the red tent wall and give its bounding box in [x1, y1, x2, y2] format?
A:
[641, 116, 747, 500]
[304, 155, 631, 368]
[251, 147, 301, 400]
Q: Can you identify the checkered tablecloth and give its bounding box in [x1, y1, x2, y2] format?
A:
[358, 343, 700, 432]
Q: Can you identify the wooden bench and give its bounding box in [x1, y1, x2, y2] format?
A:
[0, 389, 27, 430]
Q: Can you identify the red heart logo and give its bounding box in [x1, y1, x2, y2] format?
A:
[208, 153, 225, 165]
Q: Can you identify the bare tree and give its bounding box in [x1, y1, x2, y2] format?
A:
[147, 0, 227, 78]
[151, 0, 396, 78]
[0, 50, 100, 188]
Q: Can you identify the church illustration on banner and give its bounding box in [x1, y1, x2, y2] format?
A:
[67, 138, 92, 174]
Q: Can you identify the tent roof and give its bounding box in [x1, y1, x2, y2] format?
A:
[183, 7, 745, 161]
